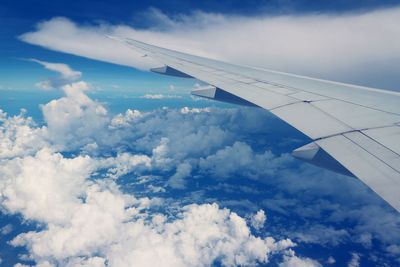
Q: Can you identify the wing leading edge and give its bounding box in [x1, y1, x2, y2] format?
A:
[111, 37, 400, 212]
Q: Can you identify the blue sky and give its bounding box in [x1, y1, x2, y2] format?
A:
[1, 1, 400, 267]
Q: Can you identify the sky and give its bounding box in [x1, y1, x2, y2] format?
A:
[1, 0, 400, 267]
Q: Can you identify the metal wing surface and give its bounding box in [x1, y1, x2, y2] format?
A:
[112, 37, 400, 212]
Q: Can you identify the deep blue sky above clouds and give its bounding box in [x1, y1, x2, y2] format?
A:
[1, 1, 400, 267]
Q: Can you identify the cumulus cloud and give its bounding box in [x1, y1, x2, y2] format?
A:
[2, 74, 399, 266]
[100, 204, 296, 267]
[0, 109, 48, 159]
[0, 66, 317, 266]
[251, 210, 267, 230]
[199, 141, 292, 179]
[168, 162, 192, 189]
[2, 146, 297, 266]
[21, 7, 400, 89]
[279, 249, 322, 267]
[109, 109, 142, 128]
[347, 253, 361, 267]
[42, 81, 109, 150]
[2, 59, 400, 265]
[0, 148, 94, 223]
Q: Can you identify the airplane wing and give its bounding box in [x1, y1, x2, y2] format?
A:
[111, 37, 400, 212]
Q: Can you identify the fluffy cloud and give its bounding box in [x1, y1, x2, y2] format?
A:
[347, 253, 361, 267]
[2, 59, 400, 265]
[102, 204, 296, 267]
[251, 210, 266, 230]
[0, 148, 93, 223]
[279, 250, 322, 267]
[0, 64, 316, 266]
[42, 81, 109, 150]
[2, 147, 297, 266]
[21, 7, 400, 89]
[199, 141, 292, 179]
[2, 75, 399, 265]
[0, 109, 48, 159]
[168, 162, 192, 189]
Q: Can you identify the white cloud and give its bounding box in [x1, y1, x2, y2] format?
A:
[0, 224, 13, 235]
[42, 81, 109, 149]
[168, 162, 192, 189]
[141, 94, 183, 99]
[347, 253, 361, 267]
[0, 75, 304, 266]
[30, 59, 81, 80]
[20, 17, 160, 71]
[29, 58, 82, 90]
[0, 148, 94, 223]
[199, 141, 292, 179]
[100, 152, 152, 179]
[109, 109, 142, 128]
[21, 8, 400, 89]
[279, 249, 322, 267]
[5, 154, 297, 266]
[2, 60, 400, 265]
[64, 257, 106, 267]
[180, 106, 210, 114]
[386, 244, 400, 256]
[327, 256, 336, 264]
[103, 204, 296, 267]
[251, 210, 267, 230]
[0, 109, 48, 159]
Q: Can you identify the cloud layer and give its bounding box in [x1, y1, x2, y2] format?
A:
[0, 63, 323, 266]
[2, 59, 400, 266]
[21, 7, 400, 89]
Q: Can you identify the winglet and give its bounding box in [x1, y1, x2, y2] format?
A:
[292, 142, 355, 177]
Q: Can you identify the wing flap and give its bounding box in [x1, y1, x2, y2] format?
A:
[272, 102, 352, 139]
[363, 126, 400, 156]
[288, 91, 329, 102]
[253, 82, 297, 95]
[311, 100, 400, 130]
[316, 133, 400, 211]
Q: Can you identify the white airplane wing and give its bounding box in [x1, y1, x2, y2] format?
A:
[113, 37, 400, 212]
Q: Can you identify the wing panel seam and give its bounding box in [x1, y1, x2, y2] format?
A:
[341, 134, 400, 176]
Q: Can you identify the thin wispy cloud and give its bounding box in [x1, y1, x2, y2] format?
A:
[29, 59, 82, 80]
[28, 58, 82, 90]
[20, 7, 400, 89]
